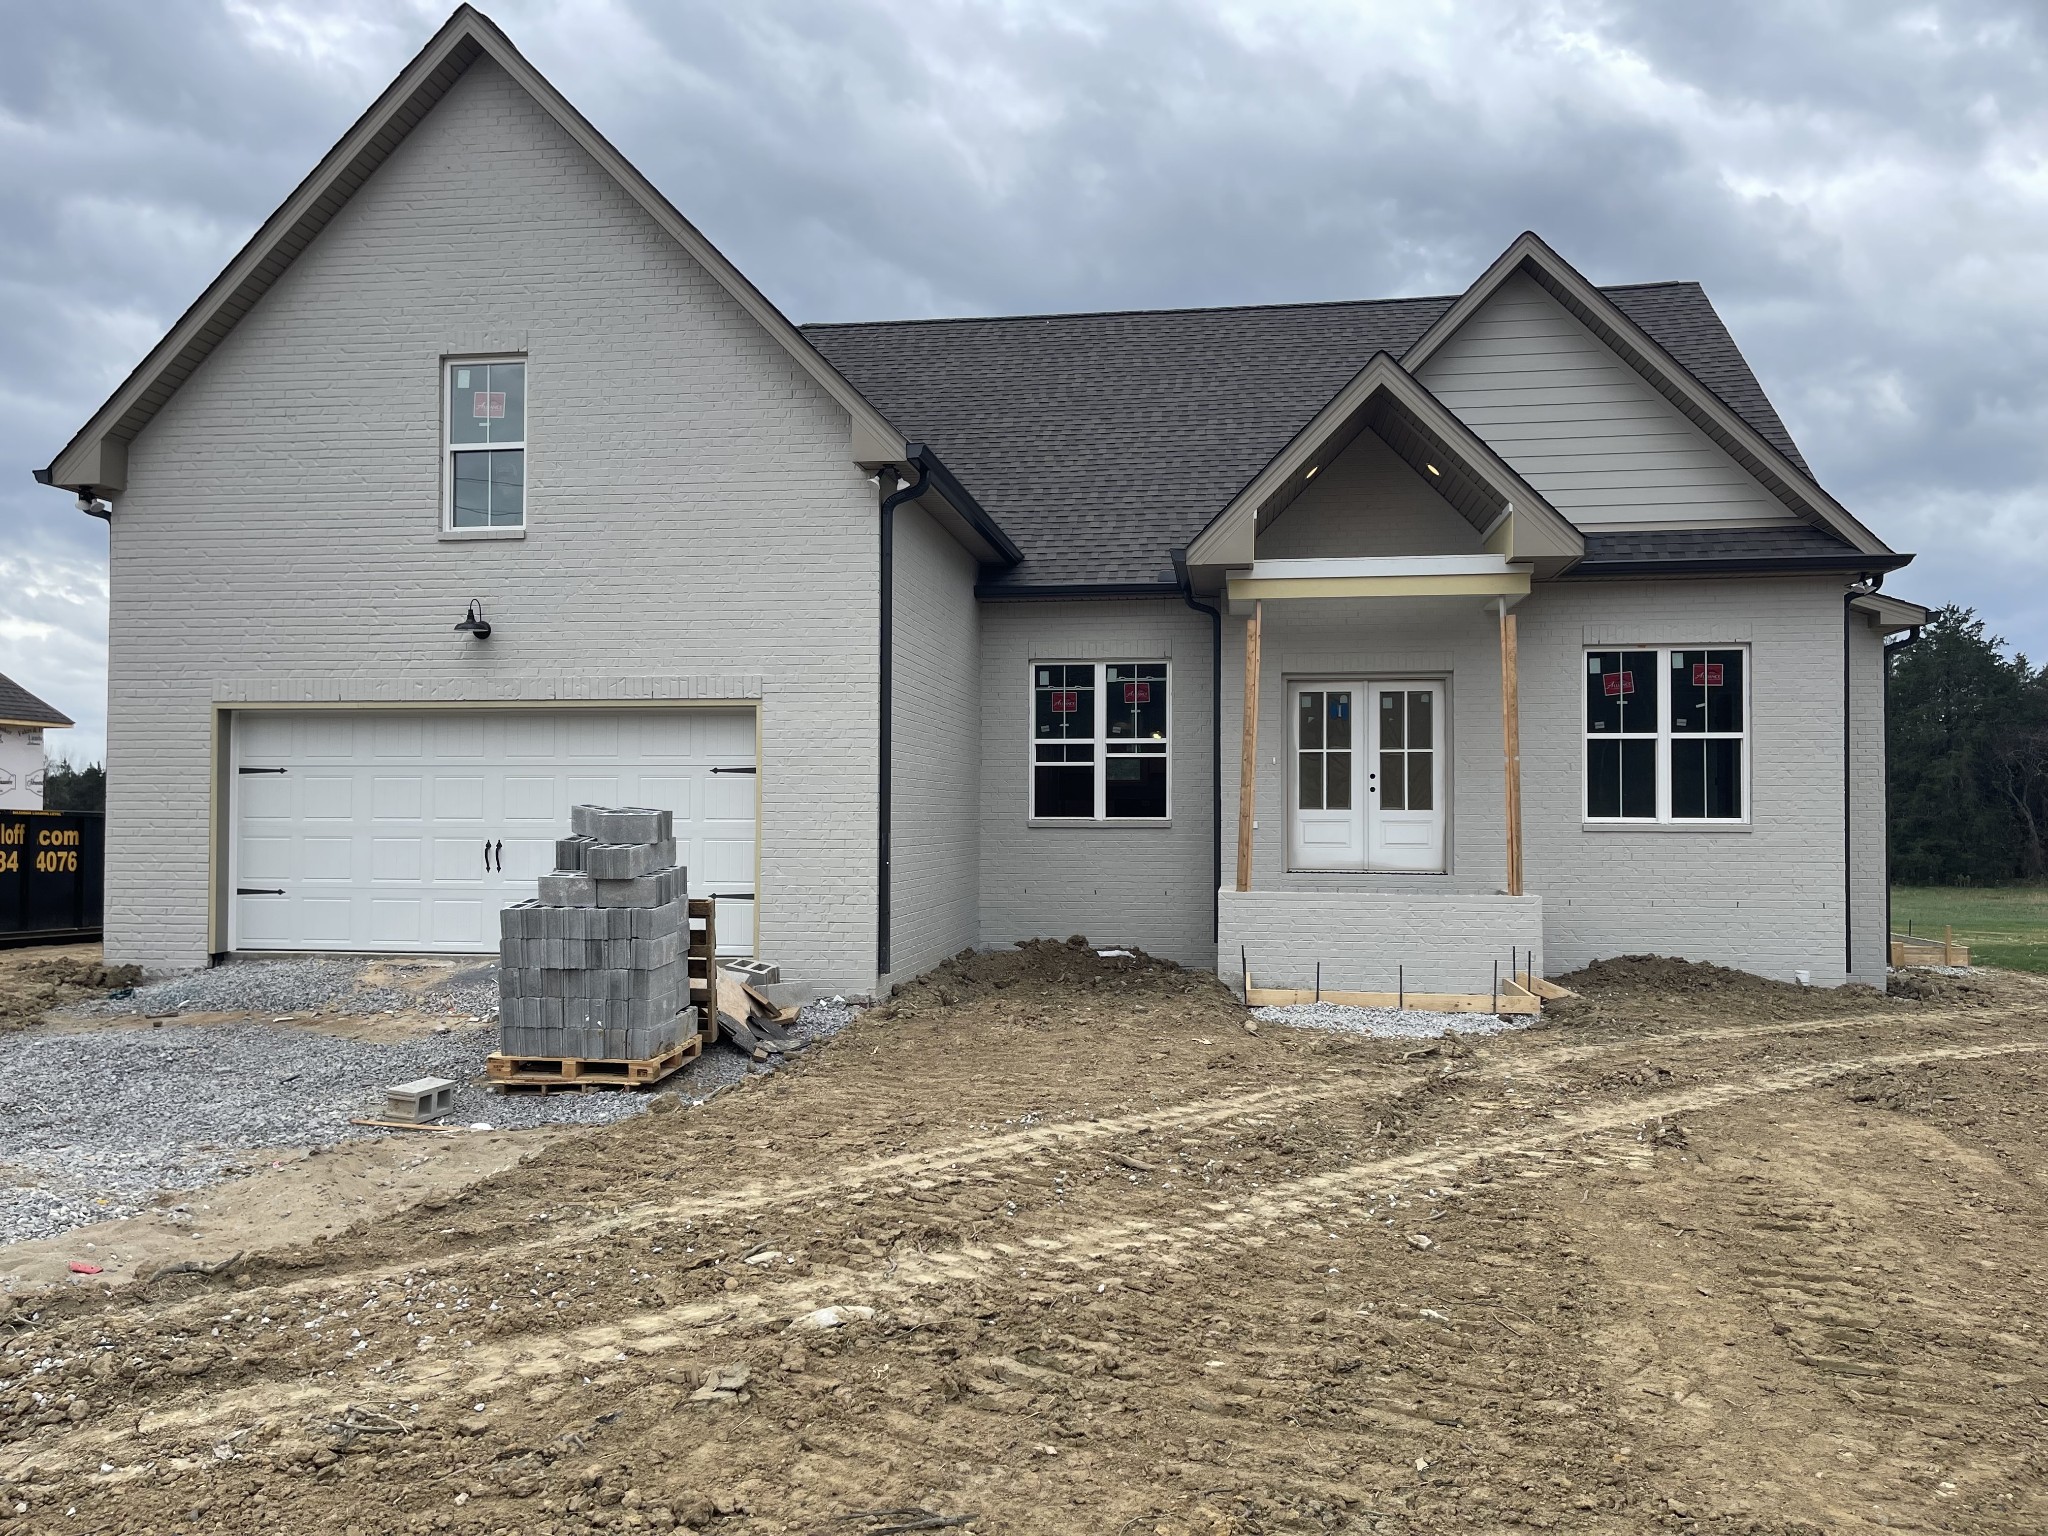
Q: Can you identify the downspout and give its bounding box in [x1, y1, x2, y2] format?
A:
[1172, 548, 1223, 944]
[1881, 622, 1924, 973]
[876, 461, 930, 983]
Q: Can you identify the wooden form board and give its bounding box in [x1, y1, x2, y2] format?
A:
[1246, 980, 1542, 1016]
[1236, 599, 1262, 892]
[1890, 931, 1970, 967]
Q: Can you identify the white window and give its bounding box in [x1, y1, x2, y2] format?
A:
[446, 359, 526, 528]
[1584, 647, 1748, 822]
[1031, 662, 1169, 819]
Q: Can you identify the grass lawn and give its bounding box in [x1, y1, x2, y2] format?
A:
[1890, 885, 2048, 973]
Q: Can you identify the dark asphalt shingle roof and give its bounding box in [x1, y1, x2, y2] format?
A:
[1568, 526, 1911, 576]
[805, 281, 1822, 592]
[0, 674, 72, 728]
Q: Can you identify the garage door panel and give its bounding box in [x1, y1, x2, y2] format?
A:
[301, 776, 355, 820]
[302, 838, 353, 882]
[371, 838, 421, 882]
[433, 776, 486, 820]
[370, 899, 422, 944]
[372, 776, 422, 820]
[239, 778, 294, 820]
[234, 709, 758, 955]
[240, 837, 293, 880]
[502, 776, 556, 822]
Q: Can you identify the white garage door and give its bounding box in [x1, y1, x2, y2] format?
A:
[231, 708, 756, 954]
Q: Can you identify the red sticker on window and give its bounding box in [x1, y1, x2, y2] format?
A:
[1692, 662, 1724, 688]
[1602, 671, 1635, 697]
[1051, 690, 1078, 714]
[473, 391, 506, 419]
[1123, 681, 1151, 704]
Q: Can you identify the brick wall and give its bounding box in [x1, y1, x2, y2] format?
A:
[888, 503, 982, 981]
[105, 57, 887, 992]
[977, 598, 1216, 966]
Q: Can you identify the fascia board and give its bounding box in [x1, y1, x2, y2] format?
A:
[42, 5, 907, 492]
[1401, 232, 1893, 558]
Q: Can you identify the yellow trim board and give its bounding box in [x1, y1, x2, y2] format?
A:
[1228, 571, 1531, 601]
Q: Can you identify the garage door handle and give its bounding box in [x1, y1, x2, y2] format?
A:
[710, 766, 756, 775]
[493, 839, 503, 871]
[237, 887, 285, 896]
[484, 839, 503, 872]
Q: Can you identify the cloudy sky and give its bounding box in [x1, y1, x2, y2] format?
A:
[4, 0, 2046, 763]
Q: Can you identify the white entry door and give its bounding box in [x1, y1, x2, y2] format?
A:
[231, 708, 757, 954]
[1289, 681, 1445, 873]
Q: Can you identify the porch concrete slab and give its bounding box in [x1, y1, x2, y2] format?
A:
[1219, 889, 1542, 997]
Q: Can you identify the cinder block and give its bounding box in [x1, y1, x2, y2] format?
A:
[595, 865, 684, 908]
[539, 870, 596, 907]
[633, 931, 681, 969]
[721, 957, 779, 986]
[583, 807, 665, 844]
[570, 804, 602, 838]
[555, 835, 595, 870]
[631, 901, 682, 940]
[586, 839, 677, 879]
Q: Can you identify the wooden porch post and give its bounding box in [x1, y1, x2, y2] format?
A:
[1236, 600, 1262, 892]
[1499, 601, 1524, 897]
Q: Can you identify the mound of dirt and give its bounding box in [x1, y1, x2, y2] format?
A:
[0, 952, 142, 1032]
[872, 935, 1222, 1021]
[1549, 953, 1905, 1034]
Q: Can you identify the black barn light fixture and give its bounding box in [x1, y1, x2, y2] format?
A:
[454, 599, 492, 640]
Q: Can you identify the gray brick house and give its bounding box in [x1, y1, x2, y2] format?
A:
[38, 7, 1924, 999]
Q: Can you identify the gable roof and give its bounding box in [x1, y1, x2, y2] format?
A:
[1183, 353, 1584, 574]
[0, 674, 73, 730]
[1402, 231, 1886, 554]
[36, 4, 906, 496]
[808, 274, 1869, 593]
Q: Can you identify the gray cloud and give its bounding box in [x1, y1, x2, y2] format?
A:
[7, 0, 2048, 767]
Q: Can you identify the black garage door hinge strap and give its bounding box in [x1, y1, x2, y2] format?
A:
[237, 887, 285, 896]
[709, 766, 757, 774]
[238, 766, 287, 775]
[714, 893, 757, 901]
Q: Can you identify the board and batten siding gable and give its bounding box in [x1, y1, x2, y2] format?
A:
[101, 55, 890, 990]
[1415, 272, 1802, 530]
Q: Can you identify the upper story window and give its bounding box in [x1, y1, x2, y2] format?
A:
[446, 359, 525, 528]
[1584, 646, 1748, 823]
[1031, 661, 1169, 820]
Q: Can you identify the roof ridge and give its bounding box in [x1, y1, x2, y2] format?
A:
[799, 278, 1703, 333]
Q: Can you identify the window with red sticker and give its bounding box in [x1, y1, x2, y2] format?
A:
[1032, 662, 1168, 819]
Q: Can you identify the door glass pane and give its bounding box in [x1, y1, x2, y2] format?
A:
[1327, 692, 1352, 750]
[1298, 750, 1323, 811]
[1407, 691, 1432, 750]
[1379, 751, 1405, 811]
[1326, 751, 1351, 810]
[1299, 692, 1323, 751]
[1407, 751, 1433, 812]
[1379, 692, 1404, 750]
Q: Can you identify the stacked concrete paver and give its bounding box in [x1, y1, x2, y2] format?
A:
[498, 805, 692, 1060]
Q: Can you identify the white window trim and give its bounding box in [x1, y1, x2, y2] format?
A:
[1027, 660, 1171, 822]
[1582, 644, 1751, 827]
[443, 356, 527, 533]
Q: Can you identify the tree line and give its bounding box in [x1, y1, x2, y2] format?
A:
[1888, 605, 2048, 885]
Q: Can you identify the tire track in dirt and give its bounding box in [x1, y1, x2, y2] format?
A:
[31, 1031, 2043, 1484]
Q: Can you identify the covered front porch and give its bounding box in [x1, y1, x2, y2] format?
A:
[1179, 354, 1582, 999]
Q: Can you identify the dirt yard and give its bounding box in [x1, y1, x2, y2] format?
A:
[2, 940, 2045, 1535]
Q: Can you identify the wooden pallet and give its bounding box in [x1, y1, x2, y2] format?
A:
[485, 1034, 702, 1093]
[688, 897, 718, 1019]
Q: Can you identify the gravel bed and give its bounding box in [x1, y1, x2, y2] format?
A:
[1253, 1002, 1534, 1040]
[70, 956, 500, 1021]
[1, 995, 863, 1250]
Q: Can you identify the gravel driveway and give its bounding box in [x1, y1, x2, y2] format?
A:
[4, 956, 860, 1247]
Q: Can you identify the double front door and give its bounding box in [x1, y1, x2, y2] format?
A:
[1289, 681, 1445, 872]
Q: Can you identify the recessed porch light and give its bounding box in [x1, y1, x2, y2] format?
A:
[1426, 463, 1441, 476]
[1305, 465, 1319, 479]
